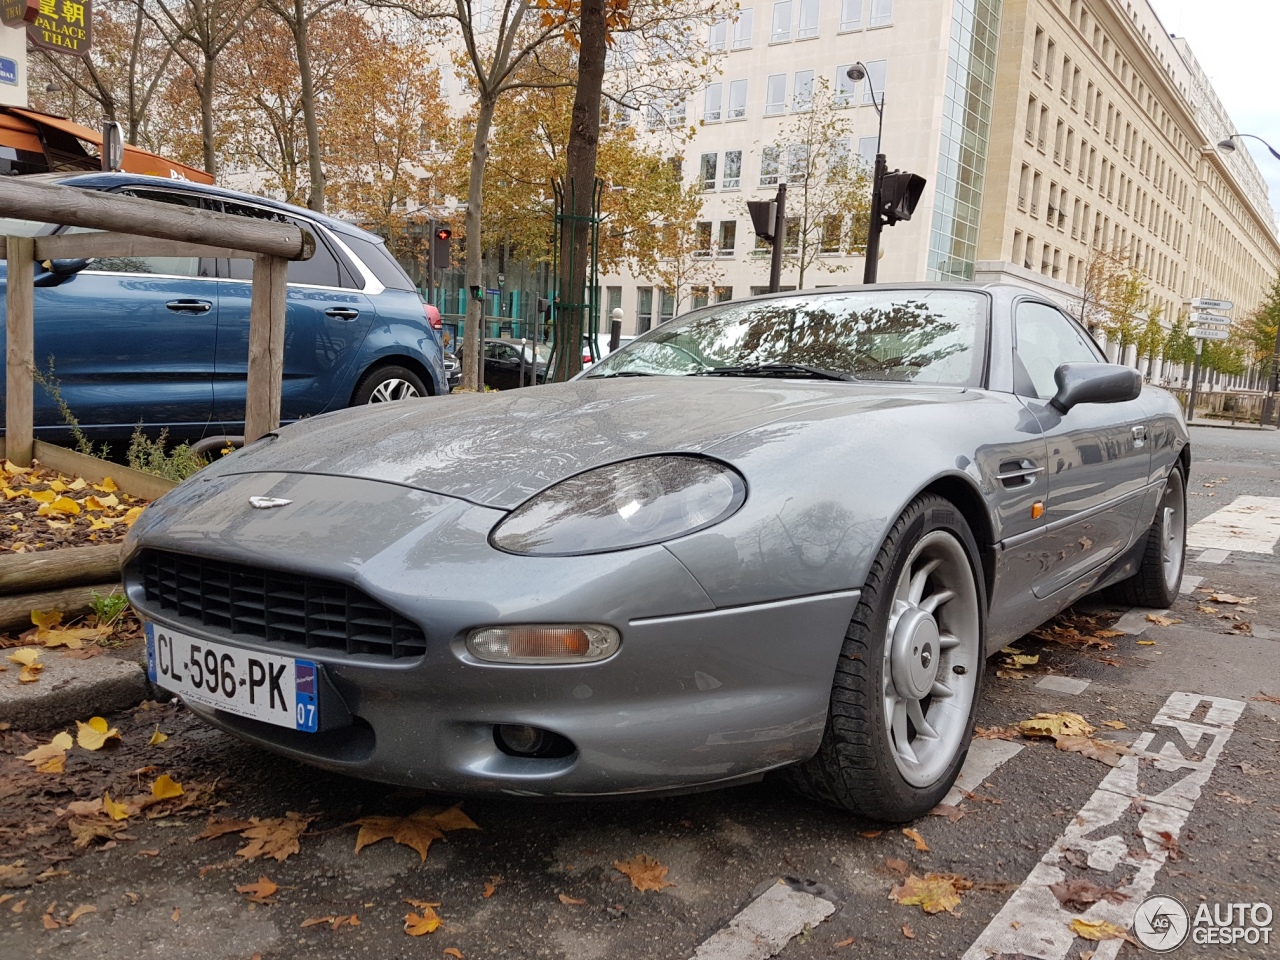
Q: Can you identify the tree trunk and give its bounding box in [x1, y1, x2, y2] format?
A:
[552, 0, 608, 383]
[294, 0, 325, 212]
[462, 94, 498, 392]
[200, 58, 218, 179]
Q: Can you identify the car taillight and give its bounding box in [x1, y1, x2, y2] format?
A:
[424, 304, 442, 331]
[582, 352, 592, 363]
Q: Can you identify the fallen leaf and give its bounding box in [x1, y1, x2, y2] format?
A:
[1018, 712, 1094, 739]
[0, 862, 30, 888]
[1232, 621, 1253, 636]
[21, 731, 73, 772]
[1006, 654, 1039, 667]
[193, 816, 256, 841]
[1136, 640, 1156, 646]
[37, 496, 81, 517]
[148, 726, 169, 746]
[1145, 614, 1180, 626]
[444, 949, 464, 959]
[75, 717, 121, 751]
[1251, 692, 1280, 705]
[890, 874, 963, 914]
[858, 829, 883, 838]
[171, 907, 180, 922]
[7, 647, 43, 683]
[1101, 720, 1127, 729]
[236, 876, 278, 904]
[403, 901, 443, 936]
[93, 477, 118, 493]
[102, 792, 130, 822]
[66, 904, 97, 925]
[68, 818, 122, 848]
[30, 610, 61, 631]
[151, 775, 184, 799]
[1049, 878, 1129, 910]
[1069, 917, 1135, 943]
[1153, 830, 1183, 860]
[558, 893, 586, 905]
[352, 804, 477, 862]
[834, 937, 855, 948]
[884, 857, 909, 875]
[902, 828, 929, 852]
[36, 627, 103, 650]
[613, 854, 675, 892]
[1209, 594, 1255, 604]
[1197, 604, 1219, 614]
[237, 813, 314, 863]
[1215, 790, 1255, 805]
[974, 725, 1020, 740]
[901, 923, 915, 939]
[928, 803, 966, 823]
[482, 876, 502, 898]
[122, 506, 145, 527]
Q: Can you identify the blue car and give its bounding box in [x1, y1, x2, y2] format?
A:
[0, 173, 448, 444]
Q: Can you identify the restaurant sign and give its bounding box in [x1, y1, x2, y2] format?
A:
[1, 0, 93, 58]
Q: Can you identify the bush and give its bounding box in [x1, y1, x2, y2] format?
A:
[127, 427, 207, 482]
[32, 358, 109, 460]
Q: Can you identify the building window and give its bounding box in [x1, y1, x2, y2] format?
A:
[760, 145, 781, 186]
[829, 137, 850, 172]
[722, 150, 743, 189]
[704, 83, 723, 122]
[695, 221, 713, 257]
[659, 288, 675, 323]
[820, 214, 842, 252]
[716, 286, 734, 303]
[1017, 163, 1029, 210]
[857, 136, 877, 163]
[692, 286, 710, 310]
[869, 0, 892, 27]
[765, 74, 787, 115]
[861, 59, 886, 104]
[709, 17, 728, 50]
[840, 0, 862, 31]
[728, 79, 748, 119]
[719, 220, 737, 255]
[636, 286, 654, 333]
[699, 153, 718, 191]
[793, 69, 814, 111]
[783, 216, 800, 252]
[786, 143, 809, 184]
[771, 0, 792, 42]
[733, 8, 754, 48]
[835, 64, 856, 105]
[797, 0, 819, 38]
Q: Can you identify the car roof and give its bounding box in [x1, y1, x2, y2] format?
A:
[39, 171, 385, 244]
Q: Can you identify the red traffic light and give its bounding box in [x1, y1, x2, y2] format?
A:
[435, 227, 452, 241]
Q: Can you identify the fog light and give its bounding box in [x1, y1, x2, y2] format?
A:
[495, 723, 575, 758]
[466, 624, 620, 664]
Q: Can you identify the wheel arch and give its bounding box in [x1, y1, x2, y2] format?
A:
[917, 473, 996, 608]
[350, 355, 436, 404]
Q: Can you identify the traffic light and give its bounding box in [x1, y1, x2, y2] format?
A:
[432, 225, 453, 264]
[747, 200, 778, 241]
[878, 171, 927, 226]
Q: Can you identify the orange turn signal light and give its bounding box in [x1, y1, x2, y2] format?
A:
[1031, 501, 1045, 520]
[466, 624, 620, 664]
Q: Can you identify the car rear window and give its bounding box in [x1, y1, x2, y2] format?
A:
[342, 235, 416, 291]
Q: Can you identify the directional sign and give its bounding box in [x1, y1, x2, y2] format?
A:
[1188, 297, 1233, 311]
[1190, 327, 1230, 340]
[1190, 312, 1232, 327]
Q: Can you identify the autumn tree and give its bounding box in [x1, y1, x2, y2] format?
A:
[648, 194, 724, 315]
[1162, 312, 1196, 371]
[1134, 304, 1165, 379]
[1074, 245, 1130, 335]
[1237, 274, 1280, 383]
[767, 79, 873, 288]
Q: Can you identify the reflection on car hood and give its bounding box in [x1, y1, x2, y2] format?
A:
[216, 378, 969, 509]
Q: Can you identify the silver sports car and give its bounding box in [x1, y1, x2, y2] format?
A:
[124, 283, 1189, 822]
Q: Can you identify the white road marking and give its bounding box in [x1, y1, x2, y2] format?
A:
[961, 691, 1245, 960]
[941, 737, 1025, 806]
[1035, 675, 1091, 695]
[690, 879, 835, 960]
[1194, 548, 1231, 564]
[1112, 608, 1158, 635]
[1178, 574, 1203, 594]
[1187, 495, 1280, 554]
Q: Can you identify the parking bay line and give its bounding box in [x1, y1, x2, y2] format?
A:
[1188, 495, 1280, 555]
[961, 691, 1246, 960]
[689, 879, 836, 960]
[942, 737, 1025, 805]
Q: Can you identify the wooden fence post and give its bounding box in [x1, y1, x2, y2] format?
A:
[5, 235, 34, 466]
[244, 255, 289, 443]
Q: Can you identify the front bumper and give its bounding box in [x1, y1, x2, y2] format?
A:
[124, 471, 858, 796]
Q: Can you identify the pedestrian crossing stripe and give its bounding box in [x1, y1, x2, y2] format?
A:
[1187, 495, 1280, 554]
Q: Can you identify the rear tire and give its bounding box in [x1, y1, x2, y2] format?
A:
[1115, 463, 1186, 608]
[785, 494, 986, 822]
[351, 364, 428, 405]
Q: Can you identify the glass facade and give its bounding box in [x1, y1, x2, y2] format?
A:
[927, 0, 1002, 281]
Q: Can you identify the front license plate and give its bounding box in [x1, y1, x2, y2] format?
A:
[145, 622, 319, 733]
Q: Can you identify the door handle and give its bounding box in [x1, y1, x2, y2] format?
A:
[324, 307, 360, 320]
[166, 299, 213, 314]
[1132, 425, 1147, 448]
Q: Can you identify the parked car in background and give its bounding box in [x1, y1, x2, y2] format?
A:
[442, 350, 461, 390]
[457, 338, 549, 390]
[0, 172, 448, 444]
[582, 333, 635, 370]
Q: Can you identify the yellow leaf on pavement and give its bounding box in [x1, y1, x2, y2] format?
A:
[1101, 720, 1127, 729]
[151, 774, 184, 799]
[65, 904, 96, 925]
[236, 812, 313, 862]
[1069, 917, 1134, 942]
[403, 900, 443, 935]
[21, 731, 73, 771]
[1053, 735, 1131, 767]
[28, 489, 55, 504]
[30, 610, 62, 631]
[93, 477, 118, 493]
[1145, 614, 1180, 627]
[67, 478, 87, 491]
[352, 805, 478, 862]
[902, 827, 930, 852]
[444, 949, 464, 959]
[1018, 711, 1094, 739]
[102, 791, 130, 821]
[235, 876, 278, 904]
[148, 726, 169, 746]
[889, 874, 963, 914]
[75, 717, 121, 751]
[558, 893, 586, 905]
[37, 496, 81, 517]
[38, 627, 105, 650]
[613, 854, 675, 892]
[8, 647, 43, 683]
[88, 517, 115, 531]
[122, 506, 145, 527]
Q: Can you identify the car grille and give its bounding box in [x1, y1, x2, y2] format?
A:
[135, 550, 427, 660]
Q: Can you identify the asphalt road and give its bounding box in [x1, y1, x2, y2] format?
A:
[2, 426, 1278, 960]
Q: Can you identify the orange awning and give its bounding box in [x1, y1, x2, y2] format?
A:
[3, 107, 213, 184]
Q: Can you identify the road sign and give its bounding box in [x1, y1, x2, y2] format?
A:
[1190, 327, 1230, 340]
[1188, 297, 1233, 311]
[0, 57, 16, 85]
[1190, 312, 1232, 327]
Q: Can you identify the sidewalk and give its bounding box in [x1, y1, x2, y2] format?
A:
[1186, 417, 1277, 431]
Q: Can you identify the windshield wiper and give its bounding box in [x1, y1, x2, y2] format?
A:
[586, 370, 659, 378]
[693, 362, 853, 382]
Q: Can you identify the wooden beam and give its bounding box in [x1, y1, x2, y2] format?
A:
[0, 543, 121, 596]
[0, 581, 120, 632]
[34, 232, 253, 262]
[0, 178, 315, 261]
[32, 441, 179, 503]
[244, 255, 289, 443]
[5, 235, 34, 467]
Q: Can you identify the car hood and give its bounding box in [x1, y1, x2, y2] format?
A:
[214, 378, 971, 509]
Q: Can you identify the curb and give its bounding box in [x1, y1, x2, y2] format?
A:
[0, 651, 148, 730]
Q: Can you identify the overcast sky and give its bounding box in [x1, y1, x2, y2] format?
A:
[1148, 0, 1280, 208]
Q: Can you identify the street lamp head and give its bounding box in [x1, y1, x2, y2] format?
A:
[1217, 137, 1238, 154]
[846, 63, 868, 82]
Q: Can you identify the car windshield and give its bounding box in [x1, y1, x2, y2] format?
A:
[587, 290, 987, 385]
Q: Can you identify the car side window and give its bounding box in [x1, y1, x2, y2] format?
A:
[219, 202, 345, 288]
[1014, 301, 1103, 400]
[71, 189, 210, 278]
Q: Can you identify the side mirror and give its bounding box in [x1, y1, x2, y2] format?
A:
[1050, 362, 1141, 413]
[34, 258, 92, 287]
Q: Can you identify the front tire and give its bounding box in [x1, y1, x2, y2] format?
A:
[785, 495, 986, 822]
[351, 364, 428, 405]
[1115, 463, 1186, 608]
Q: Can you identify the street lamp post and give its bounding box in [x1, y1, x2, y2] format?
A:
[1218, 134, 1280, 426]
[848, 62, 885, 285]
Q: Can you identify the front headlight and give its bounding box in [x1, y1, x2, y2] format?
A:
[490, 455, 746, 556]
